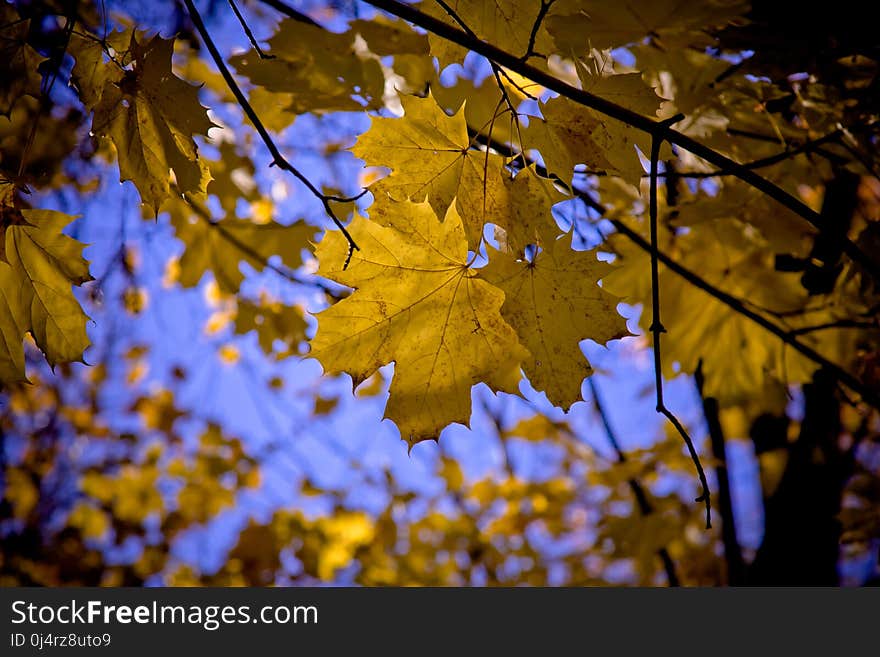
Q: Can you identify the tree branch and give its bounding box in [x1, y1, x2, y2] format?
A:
[648, 124, 712, 529]
[179, 189, 344, 299]
[251, 0, 320, 26]
[227, 0, 275, 59]
[348, 0, 880, 284]
[605, 214, 880, 410]
[182, 0, 359, 267]
[669, 129, 843, 178]
[572, 131, 845, 179]
[789, 318, 877, 336]
[16, 8, 77, 183]
[523, 0, 555, 61]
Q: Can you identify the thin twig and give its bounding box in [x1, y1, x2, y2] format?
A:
[574, 129, 844, 179]
[179, 190, 344, 299]
[478, 397, 515, 478]
[494, 65, 538, 101]
[788, 318, 877, 336]
[837, 127, 880, 178]
[522, 0, 555, 61]
[432, 0, 531, 145]
[673, 129, 843, 178]
[323, 188, 370, 203]
[227, 0, 275, 59]
[182, 0, 359, 268]
[648, 118, 712, 529]
[607, 216, 880, 411]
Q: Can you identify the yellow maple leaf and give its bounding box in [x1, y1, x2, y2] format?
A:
[524, 96, 614, 183]
[482, 233, 628, 409]
[432, 74, 534, 147]
[494, 166, 566, 253]
[576, 55, 664, 117]
[602, 218, 845, 405]
[546, 0, 750, 52]
[0, 207, 92, 384]
[0, 5, 45, 116]
[69, 33, 114, 112]
[235, 298, 307, 359]
[421, 0, 555, 69]
[87, 33, 215, 213]
[525, 96, 655, 187]
[203, 142, 260, 218]
[350, 16, 430, 57]
[309, 199, 528, 445]
[169, 203, 314, 294]
[353, 93, 510, 248]
[229, 19, 385, 115]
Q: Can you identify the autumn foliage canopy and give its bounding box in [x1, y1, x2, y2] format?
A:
[1, 0, 879, 586]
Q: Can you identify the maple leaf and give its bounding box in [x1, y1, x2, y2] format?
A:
[351, 16, 434, 96]
[353, 93, 509, 249]
[524, 94, 661, 188]
[673, 181, 815, 257]
[309, 199, 528, 445]
[527, 52, 668, 187]
[0, 206, 91, 384]
[247, 87, 298, 132]
[482, 233, 628, 409]
[602, 218, 843, 405]
[546, 0, 750, 52]
[0, 96, 83, 190]
[229, 19, 385, 115]
[493, 166, 566, 253]
[0, 5, 45, 117]
[632, 46, 733, 120]
[203, 142, 260, 218]
[421, 0, 555, 69]
[523, 96, 615, 184]
[432, 74, 538, 147]
[235, 298, 307, 360]
[85, 33, 215, 214]
[576, 56, 664, 117]
[68, 33, 113, 112]
[170, 208, 314, 294]
[351, 16, 431, 56]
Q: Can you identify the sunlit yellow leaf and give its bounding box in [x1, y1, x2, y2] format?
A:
[309, 199, 528, 444]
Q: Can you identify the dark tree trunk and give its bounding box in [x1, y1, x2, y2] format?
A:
[747, 368, 853, 584]
[696, 364, 746, 585]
